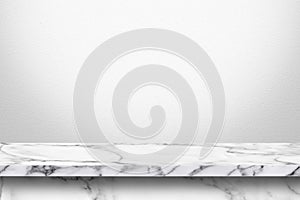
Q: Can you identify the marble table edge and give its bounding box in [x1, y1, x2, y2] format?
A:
[1, 143, 300, 177]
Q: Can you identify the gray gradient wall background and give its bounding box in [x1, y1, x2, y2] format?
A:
[0, 0, 299, 143]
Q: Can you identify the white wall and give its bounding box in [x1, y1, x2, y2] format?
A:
[0, 0, 299, 142]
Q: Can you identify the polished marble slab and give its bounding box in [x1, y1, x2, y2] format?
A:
[1, 178, 300, 200]
[0, 143, 300, 176]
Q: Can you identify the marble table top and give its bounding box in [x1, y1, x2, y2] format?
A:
[0, 143, 299, 177]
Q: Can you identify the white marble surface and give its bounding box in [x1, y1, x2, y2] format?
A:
[1, 178, 300, 200]
[1, 143, 300, 176]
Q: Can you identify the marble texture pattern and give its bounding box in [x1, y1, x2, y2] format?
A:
[0, 143, 300, 176]
[1, 178, 300, 200]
